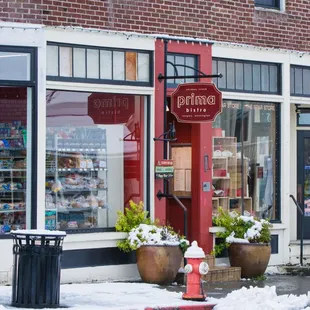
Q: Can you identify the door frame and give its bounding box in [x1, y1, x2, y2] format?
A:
[297, 130, 310, 239]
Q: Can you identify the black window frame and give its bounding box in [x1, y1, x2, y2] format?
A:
[47, 42, 154, 87]
[212, 57, 282, 95]
[166, 52, 199, 88]
[215, 99, 281, 223]
[291, 65, 310, 97]
[255, 0, 280, 9]
[0, 45, 38, 238]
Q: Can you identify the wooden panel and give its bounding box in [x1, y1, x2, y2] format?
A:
[126, 52, 137, 81]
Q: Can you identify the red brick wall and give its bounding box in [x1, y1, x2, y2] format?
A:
[0, 0, 309, 51]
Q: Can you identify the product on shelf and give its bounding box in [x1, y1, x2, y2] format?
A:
[212, 134, 252, 216]
[45, 126, 108, 231]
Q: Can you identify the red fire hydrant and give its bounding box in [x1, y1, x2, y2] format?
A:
[182, 240, 209, 301]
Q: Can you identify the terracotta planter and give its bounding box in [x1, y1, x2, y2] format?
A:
[228, 243, 271, 278]
[136, 245, 182, 285]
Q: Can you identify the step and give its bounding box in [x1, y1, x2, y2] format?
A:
[202, 266, 241, 283]
[175, 266, 241, 284]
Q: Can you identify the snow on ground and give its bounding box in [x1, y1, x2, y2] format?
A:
[0, 282, 309, 310]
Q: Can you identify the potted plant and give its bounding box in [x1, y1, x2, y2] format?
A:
[212, 207, 273, 278]
[115, 200, 189, 285]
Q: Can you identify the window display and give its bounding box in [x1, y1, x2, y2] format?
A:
[0, 87, 30, 234]
[212, 101, 279, 221]
[45, 90, 146, 232]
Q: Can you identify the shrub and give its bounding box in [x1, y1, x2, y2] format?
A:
[212, 207, 272, 257]
[115, 200, 189, 254]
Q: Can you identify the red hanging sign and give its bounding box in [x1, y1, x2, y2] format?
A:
[88, 93, 135, 124]
[170, 83, 222, 123]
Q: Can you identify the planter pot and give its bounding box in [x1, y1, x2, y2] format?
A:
[228, 243, 271, 278]
[136, 245, 182, 285]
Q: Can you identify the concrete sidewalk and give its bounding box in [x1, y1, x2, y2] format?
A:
[164, 275, 310, 299]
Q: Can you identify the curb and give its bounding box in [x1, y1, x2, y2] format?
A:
[145, 304, 215, 310]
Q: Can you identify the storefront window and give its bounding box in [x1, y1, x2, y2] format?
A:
[212, 100, 279, 221]
[45, 90, 146, 232]
[0, 87, 32, 233]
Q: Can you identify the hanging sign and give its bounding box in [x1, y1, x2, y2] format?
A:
[155, 160, 174, 179]
[171, 83, 222, 123]
[88, 93, 135, 124]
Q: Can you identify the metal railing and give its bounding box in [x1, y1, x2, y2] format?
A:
[290, 194, 304, 266]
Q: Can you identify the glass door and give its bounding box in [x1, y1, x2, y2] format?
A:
[297, 131, 310, 239]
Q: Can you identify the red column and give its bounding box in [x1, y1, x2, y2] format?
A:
[154, 39, 166, 223]
[190, 45, 213, 254]
[191, 123, 213, 253]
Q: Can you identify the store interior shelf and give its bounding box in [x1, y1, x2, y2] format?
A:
[46, 168, 107, 173]
[57, 207, 100, 213]
[45, 127, 109, 231]
[47, 148, 106, 153]
[0, 169, 26, 172]
[0, 190, 26, 193]
[0, 209, 25, 213]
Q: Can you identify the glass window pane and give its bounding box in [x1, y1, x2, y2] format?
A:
[212, 60, 218, 86]
[270, 65, 278, 93]
[244, 64, 252, 91]
[303, 69, 310, 95]
[261, 65, 269, 92]
[47, 46, 59, 77]
[45, 90, 146, 231]
[227, 62, 235, 89]
[59, 47, 72, 77]
[295, 68, 303, 94]
[253, 65, 261, 91]
[235, 62, 244, 90]
[0, 52, 31, 81]
[73, 48, 86, 78]
[175, 56, 185, 84]
[87, 49, 99, 79]
[290, 67, 295, 94]
[125, 52, 137, 81]
[100, 50, 112, 80]
[185, 56, 195, 83]
[212, 100, 278, 221]
[0, 86, 30, 233]
[113, 51, 125, 80]
[218, 61, 226, 89]
[167, 54, 175, 83]
[137, 53, 149, 82]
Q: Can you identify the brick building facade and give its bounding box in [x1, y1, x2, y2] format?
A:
[1, 0, 309, 51]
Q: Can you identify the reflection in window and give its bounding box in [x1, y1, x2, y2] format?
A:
[45, 90, 146, 231]
[212, 101, 279, 221]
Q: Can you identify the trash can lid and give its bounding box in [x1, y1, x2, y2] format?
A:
[10, 229, 66, 237]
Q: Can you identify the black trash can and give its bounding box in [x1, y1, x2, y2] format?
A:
[11, 230, 66, 308]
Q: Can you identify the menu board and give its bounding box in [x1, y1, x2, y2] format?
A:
[170, 145, 192, 197]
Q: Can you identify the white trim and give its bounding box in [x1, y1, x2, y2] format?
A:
[46, 81, 153, 95]
[290, 97, 310, 105]
[45, 27, 155, 51]
[223, 92, 283, 103]
[0, 21, 42, 29]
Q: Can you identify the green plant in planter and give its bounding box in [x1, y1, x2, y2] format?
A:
[212, 207, 272, 257]
[115, 200, 189, 254]
[127, 223, 189, 255]
[115, 200, 153, 252]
